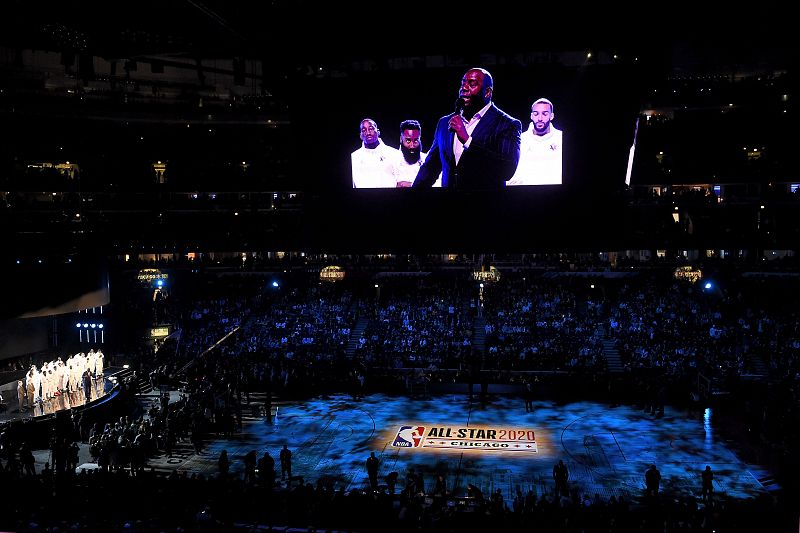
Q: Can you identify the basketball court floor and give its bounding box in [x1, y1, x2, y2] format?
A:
[143, 392, 774, 503]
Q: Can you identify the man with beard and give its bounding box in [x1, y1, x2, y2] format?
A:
[412, 67, 521, 189]
[392, 119, 441, 187]
[508, 97, 563, 185]
[351, 118, 399, 188]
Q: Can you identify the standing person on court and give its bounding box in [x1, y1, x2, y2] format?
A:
[524, 378, 534, 413]
[258, 451, 276, 490]
[701, 465, 714, 501]
[279, 444, 292, 485]
[217, 450, 230, 479]
[645, 464, 662, 499]
[243, 450, 257, 484]
[553, 459, 569, 496]
[366, 451, 380, 491]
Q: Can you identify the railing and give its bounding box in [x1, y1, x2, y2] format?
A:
[176, 325, 241, 376]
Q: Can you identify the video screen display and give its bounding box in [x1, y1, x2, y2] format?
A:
[340, 61, 640, 192]
[289, 54, 642, 195]
[351, 86, 565, 189]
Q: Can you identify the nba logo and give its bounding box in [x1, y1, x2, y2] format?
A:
[392, 426, 425, 448]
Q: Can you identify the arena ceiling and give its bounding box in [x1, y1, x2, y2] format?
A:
[3, 2, 795, 70]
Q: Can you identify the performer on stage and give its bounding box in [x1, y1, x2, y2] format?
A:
[26, 368, 36, 407]
[44, 366, 54, 401]
[40, 365, 48, 401]
[17, 379, 26, 411]
[32, 365, 43, 404]
[87, 349, 96, 378]
[60, 360, 69, 395]
[96, 350, 104, 377]
[82, 368, 93, 402]
[70, 358, 81, 399]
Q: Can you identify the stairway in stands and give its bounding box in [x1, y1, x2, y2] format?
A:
[345, 316, 370, 357]
[472, 316, 486, 354]
[745, 353, 769, 379]
[241, 391, 280, 421]
[408, 378, 428, 398]
[748, 467, 781, 492]
[107, 366, 145, 392]
[601, 339, 625, 374]
[134, 374, 155, 395]
[116, 367, 160, 417]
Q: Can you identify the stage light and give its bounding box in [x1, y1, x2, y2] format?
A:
[156, 279, 164, 287]
[90, 323, 96, 328]
[76, 322, 82, 328]
[83, 323, 89, 328]
[704, 282, 713, 290]
[272, 281, 279, 288]
[98, 324, 104, 329]
[123, 364, 130, 369]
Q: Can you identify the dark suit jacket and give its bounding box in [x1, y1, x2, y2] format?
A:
[413, 102, 521, 189]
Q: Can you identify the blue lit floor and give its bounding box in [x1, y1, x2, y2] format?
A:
[154, 393, 771, 503]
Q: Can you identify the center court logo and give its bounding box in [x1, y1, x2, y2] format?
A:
[392, 426, 425, 448]
[389, 424, 538, 453]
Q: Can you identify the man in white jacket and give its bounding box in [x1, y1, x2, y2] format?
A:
[351, 118, 398, 188]
[508, 98, 563, 186]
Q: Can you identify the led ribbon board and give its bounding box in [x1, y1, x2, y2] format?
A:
[391, 425, 537, 453]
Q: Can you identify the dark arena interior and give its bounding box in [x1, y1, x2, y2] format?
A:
[1, 3, 800, 532]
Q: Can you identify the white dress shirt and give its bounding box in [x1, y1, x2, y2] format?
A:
[454, 102, 492, 165]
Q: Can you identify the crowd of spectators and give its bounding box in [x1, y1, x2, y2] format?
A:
[482, 278, 607, 372]
[97, 265, 800, 413]
[354, 278, 474, 370]
[0, 450, 792, 532]
[1, 262, 799, 530]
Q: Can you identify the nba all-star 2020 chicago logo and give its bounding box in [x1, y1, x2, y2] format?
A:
[392, 426, 426, 448]
[391, 425, 537, 453]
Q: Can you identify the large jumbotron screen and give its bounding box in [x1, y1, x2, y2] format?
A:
[287, 50, 648, 248]
[291, 56, 644, 196]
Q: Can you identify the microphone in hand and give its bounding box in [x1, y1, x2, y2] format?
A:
[450, 98, 466, 134]
[454, 97, 465, 115]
